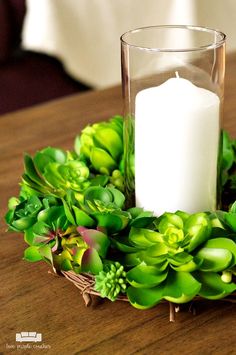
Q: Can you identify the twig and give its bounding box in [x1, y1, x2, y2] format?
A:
[57, 270, 236, 318]
[169, 302, 175, 322]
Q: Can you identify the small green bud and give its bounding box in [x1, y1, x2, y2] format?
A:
[109, 170, 124, 192]
[112, 170, 122, 179]
[221, 271, 232, 283]
[95, 262, 127, 301]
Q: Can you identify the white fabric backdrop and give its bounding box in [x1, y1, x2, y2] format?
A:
[22, 0, 233, 88]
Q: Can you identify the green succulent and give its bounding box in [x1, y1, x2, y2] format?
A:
[43, 160, 90, 193]
[56, 227, 110, 274]
[75, 116, 124, 176]
[5, 194, 73, 267]
[21, 147, 90, 199]
[113, 211, 212, 267]
[95, 262, 127, 301]
[24, 204, 69, 247]
[113, 211, 236, 309]
[5, 195, 44, 232]
[63, 186, 131, 234]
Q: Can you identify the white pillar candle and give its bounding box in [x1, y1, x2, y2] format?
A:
[135, 77, 220, 215]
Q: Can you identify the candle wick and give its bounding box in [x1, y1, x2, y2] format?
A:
[175, 71, 180, 78]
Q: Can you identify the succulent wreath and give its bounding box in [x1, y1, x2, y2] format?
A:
[5, 116, 236, 311]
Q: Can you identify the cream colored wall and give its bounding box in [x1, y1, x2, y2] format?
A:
[195, 0, 235, 51]
[22, 0, 196, 88]
[22, 0, 234, 88]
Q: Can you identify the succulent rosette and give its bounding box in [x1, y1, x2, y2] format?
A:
[4, 116, 236, 310]
[95, 262, 127, 301]
[112, 211, 236, 308]
[21, 147, 90, 199]
[5, 195, 44, 232]
[75, 115, 125, 191]
[62, 186, 130, 234]
[55, 227, 110, 274]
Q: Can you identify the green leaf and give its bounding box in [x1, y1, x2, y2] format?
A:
[57, 214, 69, 230]
[130, 211, 156, 228]
[37, 206, 64, 223]
[7, 197, 20, 210]
[78, 227, 110, 258]
[90, 175, 109, 187]
[12, 217, 36, 231]
[22, 174, 47, 194]
[163, 271, 201, 303]
[41, 147, 67, 164]
[73, 247, 88, 265]
[221, 131, 234, 171]
[194, 271, 236, 299]
[127, 207, 144, 219]
[81, 248, 103, 274]
[39, 244, 53, 264]
[171, 259, 198, 272]
[131, 218, 156, 228]
[129, 228, 161, 247]
[210, 213, 225, 228]
[24, 246, 43, 262]
[126, 263, 168, 288]
[230, 201, 236, 213]
[111, 238, 138, 253]
[168, 252, 193, 266]
[42, 196, 58, 208]
[93, 213, 129, 233]
[175, 210, 190, 222]
[195, 247, 232, 272]
[33, 152, 54, 175]
[94, 127, 123, 160]
[24, 228, 35, 245]
[127, 286, 163, 309]
[33, 235, 50, 245]
[43, 163, 65, 188]
[90, 147, 117, 175]
[5, 209, 14, 225]
[158, 213, 184, 233]
[72, 206, 95, 227]
[74, 135, 81, 156]
[145, 243, 168, 257]
[140, 254, 168, 269]
[110, 114, 123, 130]
[201, 238, 236, 268]
[224, 212, 236, 232]
[32, 221, 50, 236]
[84, 186, 113, 204]
[61, 258, 73, 271]
[24, 154, 45, 186]
[107, 187, 125, 208]
[185, 213, 211, 252]
[62, 199, 76, 225]
[124, 252, 142, 267]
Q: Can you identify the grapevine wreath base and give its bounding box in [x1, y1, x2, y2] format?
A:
[5, 116, 236, 322]
[59, 270, 236, 322]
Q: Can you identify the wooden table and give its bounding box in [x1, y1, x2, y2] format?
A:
[1, 54, 236, 355]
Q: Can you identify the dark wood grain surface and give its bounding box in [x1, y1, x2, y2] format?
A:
[1, 54, 236, 355]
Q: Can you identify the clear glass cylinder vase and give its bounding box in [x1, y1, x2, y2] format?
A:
[121, 25, 226, 215]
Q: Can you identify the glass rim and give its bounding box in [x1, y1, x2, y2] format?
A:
[120, 25, 226, 52]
